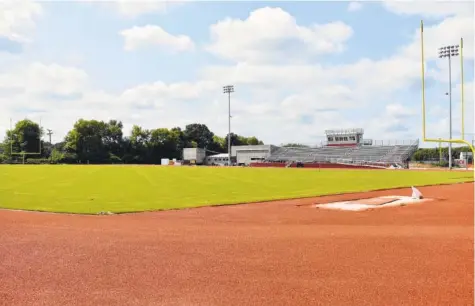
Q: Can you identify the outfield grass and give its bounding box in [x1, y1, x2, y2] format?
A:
[0, 165, 473, 214]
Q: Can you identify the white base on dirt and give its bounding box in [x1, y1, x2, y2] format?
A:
[314, 195, 430, 211]
[411, 186, 423, 199]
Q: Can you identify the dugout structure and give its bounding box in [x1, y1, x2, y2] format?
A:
[9, 118, 43, 164]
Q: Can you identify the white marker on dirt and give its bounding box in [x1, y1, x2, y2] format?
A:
[411, 186, 423, 199]
[314, 188, 430, 211]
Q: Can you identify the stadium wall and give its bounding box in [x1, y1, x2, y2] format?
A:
[249, 162, 385, 170]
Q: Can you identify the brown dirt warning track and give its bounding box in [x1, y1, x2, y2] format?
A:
[0, 183, 473, 306]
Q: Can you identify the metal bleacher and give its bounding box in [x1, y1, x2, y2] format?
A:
[267, 146, 350, 163]
[265, 141, 419, 167]
[378, 145, 419, 163]
[346, 146, 394, 162]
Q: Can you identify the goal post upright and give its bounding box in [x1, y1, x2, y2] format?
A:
[420, 20, 474, 156]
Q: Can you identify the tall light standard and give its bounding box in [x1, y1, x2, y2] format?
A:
[46, 129, 53, 144]
[438, 44, 459, 170]
[223, 85, 234, 166]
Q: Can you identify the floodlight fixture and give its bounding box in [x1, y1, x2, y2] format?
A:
[438, 45, 459, 58]
[223, 85, 234, 94]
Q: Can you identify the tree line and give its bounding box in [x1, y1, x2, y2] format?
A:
[0, 119, 264, 164]
[411, 146, 472, 163]
[1, 119, 472, 165]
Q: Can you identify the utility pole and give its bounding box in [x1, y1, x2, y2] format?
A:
[438, 44, 459, 170]
[223, 85, 234, 166]
[46, 129, 53, 144]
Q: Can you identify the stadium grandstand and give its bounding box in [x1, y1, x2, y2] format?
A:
[182, 128, 419, 169]
[257, 128, 418, 169]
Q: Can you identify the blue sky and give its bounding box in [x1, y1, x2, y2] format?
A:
[0, 0, 473, 147]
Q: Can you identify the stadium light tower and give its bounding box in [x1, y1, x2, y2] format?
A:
[438, 44, 459, 170]
[47, 129, 53, 144]
[223, 85, 234, 166]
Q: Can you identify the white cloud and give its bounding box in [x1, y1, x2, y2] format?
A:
[206, 7, 353, 63]
[120, 80, 217, 108]
[198, 4, 473, 144]
[1, 4, 473, 148]
[202, 63, 326, 88]
[348, 2, 363, 12]
[357, 103, 420, 142]
[452, 81, 474, 136]
[120, 25, 194, 52]
[0, 62, 222, 143]
[385, 103, 417, 118]
[400, 15, 474, 62]
[423, 80, 474, 144]
[201, 57, 421, 109]
[87, 0, 188, 18]
[382, 0, 473, 18]
[113, 0, 187, 18]
[0, 62, 88, 96]
[280, 85, 358, 117]
[379, 1, 474, 145]
[0, 0, 42, 42]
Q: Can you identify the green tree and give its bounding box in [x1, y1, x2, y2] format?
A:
[128, 125, 151, 163]
[148, 128, 181, 162]
[50, 148, 65, 163]
[225, 133, 264, 147]
[246, 136, 260, 145]
[170, 127, 186, 158]
[282, 143, 309, 148]
[207, 135, 226, 153]
[103, 120, 124, 159]
[64, 119, 109, 163]
[184, 123, 214, 148]
[3, 118, 269, 165]
[4, 119, 43, 157]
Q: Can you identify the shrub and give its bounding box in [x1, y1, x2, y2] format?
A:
[109, 154, 123, 164]
[25, 158, 54, 164]
[435, 161, 449, 168]
[50, 149, 65, 163]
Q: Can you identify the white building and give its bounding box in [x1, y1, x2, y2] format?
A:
[460, 152, 473, 160]
[231, 145, 277, 165]
[206, 153, 231, 166]
[184, 144, 278, 166]
[183, 148, 206, 164]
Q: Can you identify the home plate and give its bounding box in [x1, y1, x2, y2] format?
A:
[314, 187, 431, 211]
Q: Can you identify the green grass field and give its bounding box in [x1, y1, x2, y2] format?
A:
[0, 165, 473, 214]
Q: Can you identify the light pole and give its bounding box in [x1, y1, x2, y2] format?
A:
[47, 129, 53, 144]
[223, 85, 234, 166]
[438, 44, 459, 170]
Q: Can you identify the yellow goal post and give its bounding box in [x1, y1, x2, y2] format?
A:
[420, 20, 474, 155]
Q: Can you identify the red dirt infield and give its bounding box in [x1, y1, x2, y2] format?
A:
[0, 183, 473, 306]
